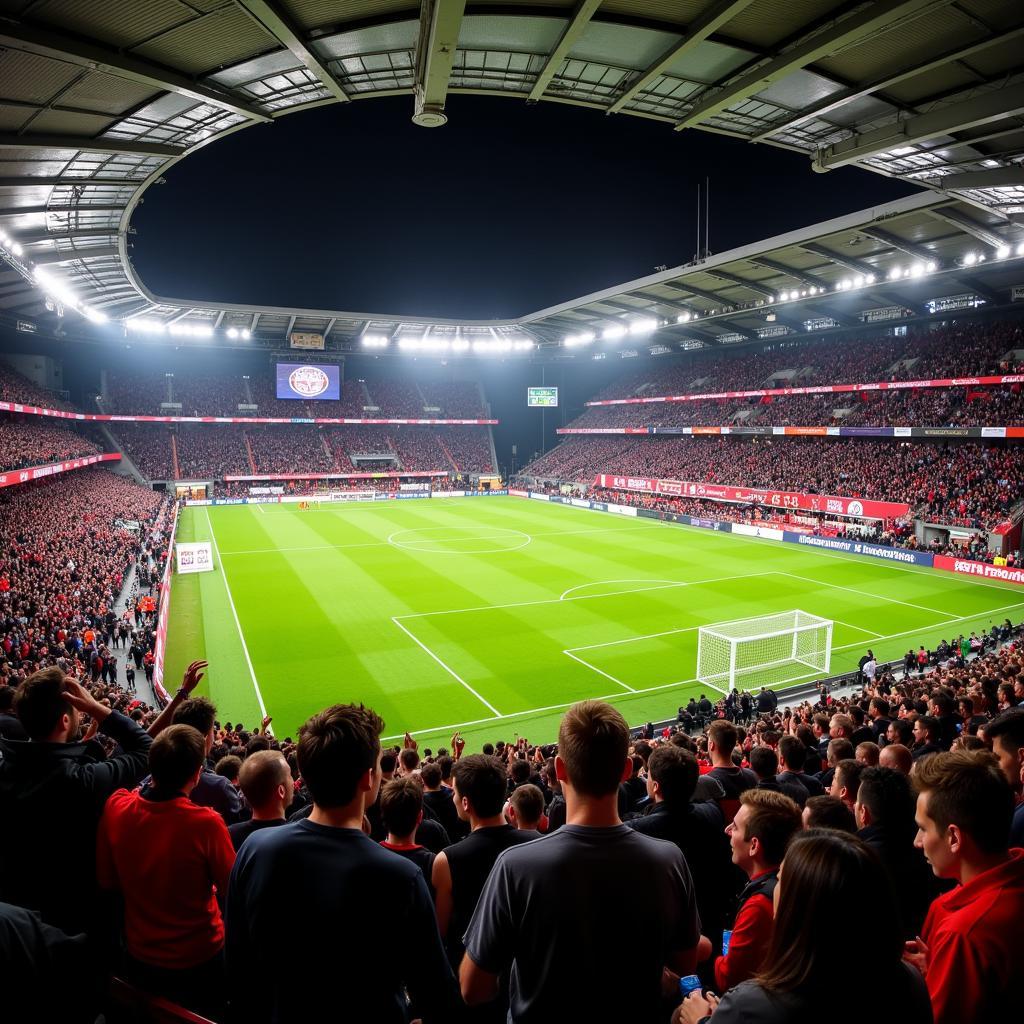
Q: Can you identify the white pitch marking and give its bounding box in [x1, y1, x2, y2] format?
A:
[776, 570, 960, 618]
[204, 508, 270, 724]
[563, 650, 636, 692]
[390, 616, 502, 717]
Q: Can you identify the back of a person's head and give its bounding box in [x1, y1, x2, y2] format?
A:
[380, 751, 398, 775]
[856, 741, 880, 766]
[172, 695, 216, 736]
[0, 686, 15, 713]
[149, 724, 206, 792]
[452, 754, 507, 817]
[879, 743, 912, 774]
[648, 744, 698, 805]
[804, 795, 856, 833]
[238, 749, 290, 809]
[510, 758, 531, 784]
[869, 697, 890, 717]
[827, 738, 855, 764]
[438, 754, 454, 781]
[420, 761, 442, 788]
[14, 667, 70, 740]
[761, 830, 900, 996]
[298, 703, 384, 808]
[738, 789, 801, 864]
[778, 735, 805, 771]
[707, 719, 738, 755]
[830, 714, 854, 737]
[379, 776, 423, 837]
[214, 754, 242, 782]
[245, 735, 270, 757]
[509, 783, 544, 827]
[835, 759, 864, 801]
[399, 747, 419, 773]
[914, 749, 1013, 854]
[749, 745, 778, 779]
[558, 700, 628, 797]
[794, 724, 815, 748]
[857, 766, 915, 834]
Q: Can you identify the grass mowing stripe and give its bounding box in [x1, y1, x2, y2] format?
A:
[204, 507, 269, 722]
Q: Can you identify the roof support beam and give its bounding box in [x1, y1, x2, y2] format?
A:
[18, 227, 116, 244]
[927, 207, 1007, 249]
[816, 80, 1024, 170]
[752, 24, 1024, 142]
[0, 22, 271, 124]
[237, 1, 348, 103]
[676, 0, 950, 131]
[29, 246, 119, 265]
[749, 257, 831, 292]
[0, 204, 128, 218]
[704, 268, 776, 298]
[0, 177, 143, 188]
[801, 242, 878, 277]
[607, 0, 756, 114]
[941, 167, 1024, 191]
[857, 227, 935, 262]
[323, 317, 337, 339]
[0, 132, 183, 157]
[412, 0, 467, 126]
[527, 0, 602, 103]
[662, 280, 734, 309]
[285, 315, 297, 338]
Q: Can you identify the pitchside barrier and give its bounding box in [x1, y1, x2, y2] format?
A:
[508, 489, 1024, 585]
[185, 489, 509, 507]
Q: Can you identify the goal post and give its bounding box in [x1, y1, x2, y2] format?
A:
[697, 610, 833, 693]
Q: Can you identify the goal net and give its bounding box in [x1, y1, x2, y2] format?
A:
[697, 610, 833, 693]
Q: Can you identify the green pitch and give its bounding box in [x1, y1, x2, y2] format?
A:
[165, 497, 1024, 749]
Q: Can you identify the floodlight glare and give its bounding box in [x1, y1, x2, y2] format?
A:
[602, 325, 627, 340]
[1017, 243, 1024, 257]
[82, 306, 107, 324]
[629, 318, 658, 336]
[996, 244, 1011, 259]
[11, 242, 22, 257]
[677, 313, 691, 323]
[579, 331, 596, 342]
[909, 263, 925, 278]
[226, 327, 239, 338]
[962, 251, 978, 266]
[240, 328, 251, 339]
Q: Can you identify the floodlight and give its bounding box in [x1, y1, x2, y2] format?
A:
[629, 318, 657, 336]
[962, 252, 978, 266]
[226, 327, 239, 338]
[602, 325, 627, 340]
[853, 275, 865, 288]
[82, 306, 107, 324]
[909, 263, 925, 278]
[1017, 243, 1024, 257]
[677, 313, 691, 323]
[240, 328, 251, 339]
[11, 242, 22, 257]
[996, 244, 1011, 259]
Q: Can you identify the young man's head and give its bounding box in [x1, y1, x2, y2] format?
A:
[856, 741, 880, 766]
[555, 700, 630, 799]
[868, 697, 890, 720]
[854, 765, 915, 835]
[172, 695, 217, 753]
[829, 714, 854, 740]
[149, 724, 206, 794]
[706, 720, 738, 765]
[14, 668, 78, 742]
[419, 761, 443, 791]
[887, 718, 913, 747]
[645, 744, 699, 806]
[748, 745, 779, 781]
[398, 747, 419, 776]
[778, 735, 806, 772]
[984, 709, 1024, 794]
[826, 738, 855, 768]
[829, 758, 864, 807]
[238, 749, 293, 817]
[913, 750, 1014, 881]
[508, 784, 545, 831]
[802, 795, 856, 834]
[297, 703, 384, 811]
[379, 776, 424, 841]
[214, 754, 242, 784]
[912, 715, 939, 748]
[727, 789, 801, 877]
[452, 754, 508, 823]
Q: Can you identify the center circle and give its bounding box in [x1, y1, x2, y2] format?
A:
[387, 526, 531, 555]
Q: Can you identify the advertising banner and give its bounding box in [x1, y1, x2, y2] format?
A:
[151, 503, 179, 703]
[289, 332, 325, 351]
[731, 523, 784, 541]
[275, 363, 341, 401]
[792, 533, 934, 566]
[0, 452, 120, 489]
[934, 555, 1024, 585]
[592, 474, 910, 519]
[175, 541, 214, 575]
[224, 470, 447, 482]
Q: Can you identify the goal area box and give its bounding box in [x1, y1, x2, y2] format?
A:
[697, 610, 833, 693]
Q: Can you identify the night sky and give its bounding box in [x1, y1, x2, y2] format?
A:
[131, 95, 919, 319]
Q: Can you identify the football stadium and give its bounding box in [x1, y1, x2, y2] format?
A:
[2, 2, 1024, 1023]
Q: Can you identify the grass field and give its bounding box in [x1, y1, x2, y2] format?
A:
[165, 496, 1024, 748]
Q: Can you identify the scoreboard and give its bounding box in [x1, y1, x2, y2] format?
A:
[528, 386, 558, 407]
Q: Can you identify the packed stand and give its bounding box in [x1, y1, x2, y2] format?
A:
[364, 379, 426, 417]
[0, 416, 102, 470]
[105, 371, 171, 415]
[0, 362, 76, 412]
[419, 380, 487, 418]
[442, 428, 495, 472]
[175, 427, 251, 479]
[112, 425, 175, 481]
[247, 427, 334, 475]
[172, 374, 247, 417]
[390, 427, 451, 471]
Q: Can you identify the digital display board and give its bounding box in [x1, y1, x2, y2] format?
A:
[528, 386, 558, 407]
[275, 363, 341, 401]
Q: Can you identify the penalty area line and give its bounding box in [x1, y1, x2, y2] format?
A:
[390, 616, 503, 718]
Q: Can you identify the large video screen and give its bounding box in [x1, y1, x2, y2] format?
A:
[528, 386, 558, 407]
[275, 362, 341, 401]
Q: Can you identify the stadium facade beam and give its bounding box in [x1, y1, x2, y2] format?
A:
[926, 207, 1008, 249]
[0, 133, 183, 158]
[29, 246, 119, 265]
[0, 204, 128, 218]
[661, 281, 733, 309]
[749, 257, 831, 292]
[412, 0, 468, 126]
[323, 317, 337, 340]
[752, 25, 1024, 142]
[285, 314, 297, 338]
[17, 227, 116, 244]
[815, 81, 1024, 171]
[856, 227, 936, 262]
[0, 21, 272, 124]
[237, 1, 348, 103]
[606, 0, 756, 115]
[675, 0, 951, 131]
[941, 167, 1024, 191]
[800, 242, 878, 277]
[704, 268, 776, 298]
[0, 177, 144, 188]
[527, 0, 603, 103]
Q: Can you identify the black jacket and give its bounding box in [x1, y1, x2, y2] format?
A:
[858, 824, 942, 939]
[0, 711, 151, 934]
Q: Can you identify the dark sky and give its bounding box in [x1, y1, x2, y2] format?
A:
[131, 95, 919, 319]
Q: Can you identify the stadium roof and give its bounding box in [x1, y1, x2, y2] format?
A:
[0, 0, 1023, 350]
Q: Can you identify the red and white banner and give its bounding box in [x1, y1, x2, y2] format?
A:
[0, 401, 496, 427]
[224, 470, 448, 482]
[586, 374, 1024, 407]
[592, 474, 910, 519]
[933, 555, 1024, 585]
[0, 452, 121, 488]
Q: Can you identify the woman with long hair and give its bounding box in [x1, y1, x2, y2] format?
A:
[676, 830, 932, 1024]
